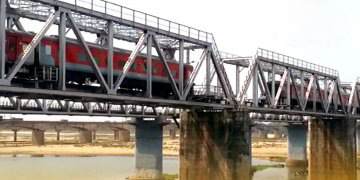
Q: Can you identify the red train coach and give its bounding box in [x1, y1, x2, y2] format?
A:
[266, 81, 350, 111]
[5, 30, 194, 98]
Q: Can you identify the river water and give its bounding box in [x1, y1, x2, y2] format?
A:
[0, 155, 308, 180]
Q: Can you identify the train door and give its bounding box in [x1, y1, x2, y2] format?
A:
[6, 35, 17, 62]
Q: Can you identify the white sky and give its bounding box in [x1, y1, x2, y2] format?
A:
[113, 0, 360, 82]
[4, 0, 360, 121]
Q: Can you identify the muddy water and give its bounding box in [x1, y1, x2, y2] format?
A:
[0, 155, 356, 180]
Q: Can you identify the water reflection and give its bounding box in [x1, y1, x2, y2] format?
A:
[0, 155, 351, 180]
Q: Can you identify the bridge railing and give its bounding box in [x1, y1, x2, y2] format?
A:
[257, 48, 339, 77]
[52, 0, 214, 43]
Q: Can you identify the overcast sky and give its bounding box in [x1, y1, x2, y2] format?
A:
[112, 0, 360, 82]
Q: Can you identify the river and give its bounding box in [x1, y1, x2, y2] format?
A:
[0, 155, 313, 180]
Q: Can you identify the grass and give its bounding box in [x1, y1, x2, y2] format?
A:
[162, 174, 178, 180]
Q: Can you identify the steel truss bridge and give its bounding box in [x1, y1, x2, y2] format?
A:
[0, 0, 359, 122]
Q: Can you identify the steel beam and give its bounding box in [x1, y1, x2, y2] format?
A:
[58, 12, 66, 90]
[0, 0, 5, 79]
[236, 65, 240, 96]
[179, 40, 184, 97]
[257, 64, 272, 105]
[303, 75, 314, 110]
[146, 34, 152, 98]
[206, 50, 211, 95]
[107, 21, 114, 89]
[271, 64, 275, 101]
[325, 82, 335, 113]
[66, 12, 109, 92]
[289, 69, 303, 110]
[286, 68, 290, 108]
[152, 34, 181, 99]
[113, 33, 148, 91]
[210, 50, 232, 100]
[183, 48, 208, 99]
[335, 80, 346, 114]
[274, 69, 288, 107]
[300, 71, 304, 102]
[314, 75, 325, 111]
[347, 82, 356, 113]
[14, 17, 25, 32]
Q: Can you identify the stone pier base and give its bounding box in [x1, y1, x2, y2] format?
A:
[32, 130, 45, 146]
[309, 118, 357, 180]
[179, 110, 252, 180]
[79, 129, 92, 144]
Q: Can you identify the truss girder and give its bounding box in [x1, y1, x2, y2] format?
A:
[7, 0, 210, 48]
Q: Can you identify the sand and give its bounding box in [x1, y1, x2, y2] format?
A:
[0, 131, 286, 159]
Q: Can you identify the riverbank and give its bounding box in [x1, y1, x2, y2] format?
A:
[0, 132, 287, 159]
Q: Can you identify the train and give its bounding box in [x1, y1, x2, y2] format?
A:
[263, 81, 351, 112]
[5, 30, 194, 98]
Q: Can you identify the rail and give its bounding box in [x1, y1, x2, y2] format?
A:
[257, 48, 338, 77]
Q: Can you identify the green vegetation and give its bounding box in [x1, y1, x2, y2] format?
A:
[162, 174, 178, 180]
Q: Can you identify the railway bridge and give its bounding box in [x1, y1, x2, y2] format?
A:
[0, 0, 359, 179]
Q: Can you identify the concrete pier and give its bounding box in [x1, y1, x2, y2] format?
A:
[56, 130, 61, 141]
[133, 116, 165, 179]
[169, 129, 176, 139]
[92, 131, 96, 140]
[79, 129, 92, 144]
[286, 124, 307, 167]
[12, 129, 18, 142]
[32, 129, 45, 145]
[114, 129, 130, 142]
[309, 118, 357, 180]
[357, 125, 360, 154]
[252, 128, 267, 139]
[179, 110, 252, 180]
[273, 129, 282, 139]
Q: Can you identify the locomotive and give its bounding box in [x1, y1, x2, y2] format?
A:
[5, 30, 193, 98]
[265, 81, 350, 112]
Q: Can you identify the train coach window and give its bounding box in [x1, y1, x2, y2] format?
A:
[118, 61, 125, 68]
[94, 56, 101, 65]
[152, 67, 158, 74]
[22, 43, 29, 51]
[131, 63, 137, 70]
[8, 40, 15, 51]
[78, 54, 86, 62]
[45, 45, 51, 55]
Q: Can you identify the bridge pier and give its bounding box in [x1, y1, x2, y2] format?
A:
[92, 130, 96, 140]
[286, 124, 307, 167]
[12, 129, 18, 142]
[273, 129, 282, 139]
[79, 129, 92, 144]
[308, 118, 357, 180]
[356, 125, 360, 154]
[133, 116, 165, 180]
[32, 130, 45, 146]
[56, 130, 61, 141]
[179, 110, 252, 180]
[252, 128, 267, 139]
[169, 129, 176, 139]
[114, 129, 130, 142]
